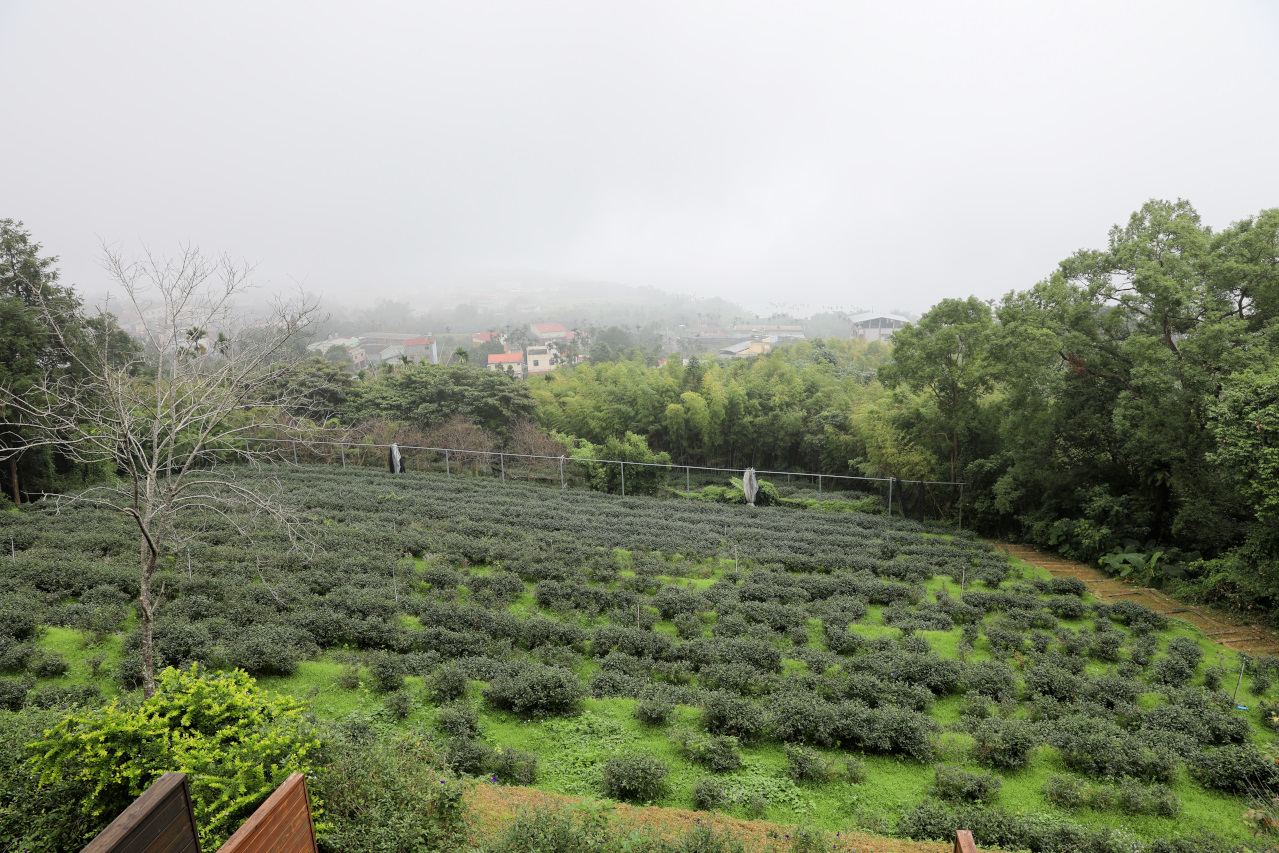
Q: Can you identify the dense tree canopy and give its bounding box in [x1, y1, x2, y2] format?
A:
[344, 363, 537, 436]
[531, 339, 890, 472]
[882, 199, 1279, 609]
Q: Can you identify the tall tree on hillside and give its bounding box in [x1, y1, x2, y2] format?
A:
[0, 243, 320, 697]
[0, 220, 94, 503]
[878, 296, 995, 482]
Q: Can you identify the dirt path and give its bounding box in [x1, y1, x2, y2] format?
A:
[994, 542, 1279, 657]
[467, 784, 1006, 853]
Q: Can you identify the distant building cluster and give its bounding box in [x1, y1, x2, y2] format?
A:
[306, 332, 438, 370]
[302, 309, 909, 380]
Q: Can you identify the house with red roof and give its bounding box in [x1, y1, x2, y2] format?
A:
[530, 322, 568, 341]
[404, 337, 437, 364]
[487, 351, 524, 376]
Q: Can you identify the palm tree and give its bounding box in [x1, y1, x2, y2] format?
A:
[455, 347, 469, 364]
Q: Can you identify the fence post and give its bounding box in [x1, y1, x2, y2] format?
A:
[887, 479, 893, 517]
[817, 474, 822, 508]
[620, 461, 626, 496]
[500, 453, 506, 484]
[340, 444, 345, 468]
[686, 466, 690, 497]
[559, 456, 565, 490]
[292, 441, 298, 465]
[445, 450, 451, 479]
[957, 483, 964, 530]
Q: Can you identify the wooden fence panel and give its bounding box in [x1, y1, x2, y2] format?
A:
[80, 773, 200, 853]
[215, 773, 318, 853]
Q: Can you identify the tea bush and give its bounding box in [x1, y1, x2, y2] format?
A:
[430, 662, 471, 702]
[931, 765, 1002, 803]
[672, 728, 742, 773]
[1189, 744, 1279, 794]
[601, 753, 669, 802]
[700, 691, 768, 743]
[633, 688, 676, 725]
[969, 717, 1037, 770]
[488, 746, 539, 785]
[437, 702, 482, 739]
[784, 743, 831, 784]
[484, 664, 585, 718]
[693, 776, 729, 810]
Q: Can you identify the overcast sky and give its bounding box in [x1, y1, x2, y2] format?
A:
[3, 1, 1277, 317]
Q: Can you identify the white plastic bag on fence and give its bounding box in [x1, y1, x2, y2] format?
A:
[742, 467, 759, 506]
[388, 443, 404, 473]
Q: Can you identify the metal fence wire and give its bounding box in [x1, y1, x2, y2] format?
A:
[247, 437, 967, 527]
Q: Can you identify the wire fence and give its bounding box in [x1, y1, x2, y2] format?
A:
[247, 436, 968, 527]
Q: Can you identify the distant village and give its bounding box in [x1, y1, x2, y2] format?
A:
[302, 312, 910, 380]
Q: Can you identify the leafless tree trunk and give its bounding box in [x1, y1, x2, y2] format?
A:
[0, 243, 320, 697]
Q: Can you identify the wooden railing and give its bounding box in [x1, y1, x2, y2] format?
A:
[215, 773, 318, 853]
[79, 773, 200, 853]
[80, 772, 318, 853]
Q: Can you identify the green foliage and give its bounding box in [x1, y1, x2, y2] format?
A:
[671, 727, 742, 773]
[692, 776, 729, 810]
[570, 432, 673, 496]
[368, 650, 406, 692]
[969, 716, 1037, 770]
[633, 689, 675, 725]
[436, 702, 481, 739]
[931, 764, 1002, 803]
[429, 662, 471, 702]
[345, 363, 537, 435]
[783, 743, 831, 784]
[601, 753, 669, 803]
[484, 663, 585, 718]
[1189, 744, 1279, 794]
[312, 729, 469, 853]
[1043, 773, 1182, 817]
[27, 664, 320, 850]
[0, 708, 100, 852]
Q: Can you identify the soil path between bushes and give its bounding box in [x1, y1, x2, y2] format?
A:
[993, 542, 1279, 658]
[467, 783, 1012, 853]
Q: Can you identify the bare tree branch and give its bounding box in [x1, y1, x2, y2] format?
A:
[0, 242, 322, 697]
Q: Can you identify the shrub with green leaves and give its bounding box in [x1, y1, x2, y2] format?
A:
[28, 664, 320, 851]
[484, 663, 585, 718]
[633, 689, 675, 725]
[313, 729, 469, 853]
[700, 690, 768, 743]
[430, 662, 471, 702]
[368, 650, 406, 692]
[931, 764, 1001, 803]
[784, 743, 831, 784]
[672, 727, 742, 772]
[692, 776, 728, 811]
[969, 717, 1036, 770]
[488, 746, 539, 785]
[601, 753, 669, 802]
[437, 701, 482, 739]
[1190, 744, 1279, 794]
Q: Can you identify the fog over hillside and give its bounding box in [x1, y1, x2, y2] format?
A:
[3, 1, 1278, 315]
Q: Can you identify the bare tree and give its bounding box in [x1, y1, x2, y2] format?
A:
[430, 413, 496, 475]
[0, 244, 321, 697]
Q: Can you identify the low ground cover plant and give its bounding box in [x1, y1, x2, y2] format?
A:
[0, 466, 1269, 850]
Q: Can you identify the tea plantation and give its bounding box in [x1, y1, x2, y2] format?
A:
[2, 466, 1275, 851]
